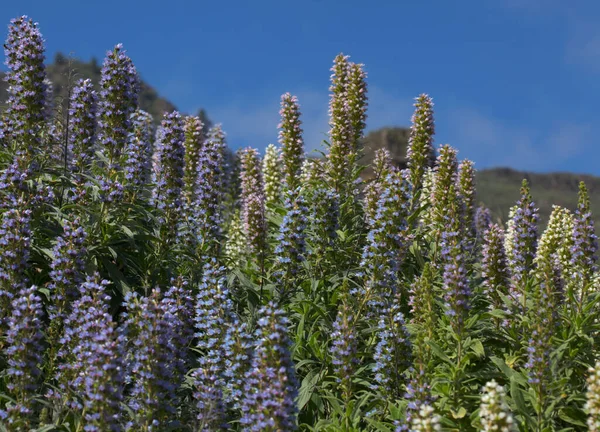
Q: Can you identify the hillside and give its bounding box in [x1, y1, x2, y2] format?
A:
[361, 127, 600, 227]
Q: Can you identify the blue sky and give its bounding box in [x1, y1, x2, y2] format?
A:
[1, 0, 600, 174]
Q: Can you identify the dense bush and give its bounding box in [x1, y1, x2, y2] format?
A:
[0, 15, 599, 432]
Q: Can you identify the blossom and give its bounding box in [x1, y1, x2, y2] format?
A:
[406, 94, 435, 193]
[481, 224, 510, 311]
[372, 299, 411, 399]
[480, 380, 515, 431]
[97, 43, 139, 169]
[2, 16, 48, 164]
[124, 109, 154, 193]
[274, 190, 309, 300]
[68, 78, 97, 176]
[278, 93, 304, 192]
[2, 285, 44, 428]
[240, 302, 298, 431]
[57, 275, 125, 431]
[263, 143, 281, 207]
[183, 115, 205, 208]
[239, 147, 266, 257]
[586, 361, 600, 431]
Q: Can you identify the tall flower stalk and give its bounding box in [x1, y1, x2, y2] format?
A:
[406, 94, 435, 197]
[279, 93, 304, 194]
[240, 302, 298, 431]
[1, 16, 47, 167]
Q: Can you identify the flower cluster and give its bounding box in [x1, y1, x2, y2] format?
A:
[571, 182, 598, 304]
[330, 298, 358, 402]
[97, 43, 139, 169]
[372, 300, 412, 399]
[224, 209, 247, 268]
[152, 111, 185, 242]
[2, 285, 44, 428]
[2, 16, 47, 163]
[183, 115, 205, 208]
[587, 361, 600, 431]
[506, 180, 539, 306]
[125, 109, 154, 193]
[0, 205, 32, 323]
[307, 187, 339, 263]
[359, 172, 411, 316]
[274, 190, 309, 300]
[458, 159, 476, 239]
[68, 78, 97, 176]
[475, 205, 492, 240]
[481, 224, 510, 312]
[121, 287, 187, 429]
[364, 148, 393, 221]
[407, 94, 435, 194]
[48, 218, 87, 318]
[193, 124, 226, 256]
[57, 275, 124, 431]
[239, 147, 266, 257]
[279, 93, 304, 192]
[240, 302, 298, 431]
[480, 380, 515, 431]
[263, 143, 281, 207]
[193, 261, 231, 427]
[410, 405, 442, 432]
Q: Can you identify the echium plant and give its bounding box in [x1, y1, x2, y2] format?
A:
[505, 179, 538, 310]
[481, 224, 510, 315]
[358, 172, 411, 317]
[430, 145, 462, 243]
[534, 205, 573, 313]
[330, 295, 359, 410]
[121, 287, 187, 430]
[406, 94, 435, 196]
[224, 209, 247, 269]
[193, 124, 226, 258]
[410, 405, 442, 432]
[263, 143, 281, 207]
[45, 218, 87, 376]
[0, 204, 32, 325]
[372, 297, 412, 401]
[479, 380, 515, 432]
[222, 311, 253, 410]
[152, 111, 185, 252]
[274, 190, 309, 301]
[364, 148, 393, 222]
[97, 43, 139, 170]
[457, 159, 476, 241]
[239, 147, 266, 258]
[192, 261, 231, 429]
[240, 302, 298, 431]
[408, 263, 436, 375]
[68, 78, 97, 177]
[1, 16, 47, 166]
[587, 361, 600, 432]
[279, 93, 304, 193]
[346, 61, 368, 169]
[307, 186, 339, 266]
[57, 275, 125, 431]
[182, 115, 205, 209]
[570, 181, 598, 309]
[47, 218, 87, 319]
[475, 205, 492, 241]
[124, 109, 154, 197]
[1, 285, 44, 429]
